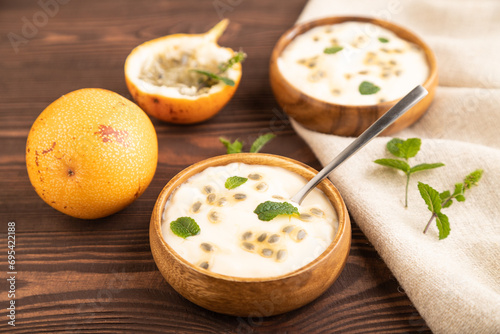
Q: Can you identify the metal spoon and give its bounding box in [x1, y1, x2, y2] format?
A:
[291, 85, 428, 205]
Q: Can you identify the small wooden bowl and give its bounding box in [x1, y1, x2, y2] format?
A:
[150, 153, 351, 316]
[269, 16, 438, 137]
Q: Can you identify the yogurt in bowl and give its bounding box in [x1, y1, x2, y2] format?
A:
[278, 21, 429, 105]
[269, 16, 438, 137]
[161, 162, 338, 278]
[149, 153, 351, 316]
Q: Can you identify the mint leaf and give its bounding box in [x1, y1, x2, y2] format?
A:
[324, 46, 343, 54]
[378, 37, 389, 43]
[386, 138, 405, 157]
[418, 182, 442, 214]
[400, 138, 421, 159]
[435, 212, 450, 240]
[219, 137, 243, 154]
[254, 201, 299, 221]
[170, 217, 200, 239]
[442, 200, 453, 208]
[250, 133, 275, 153]
[359, 81, 380, 95]
[439, 190, 451, 200]
[225, 176, 248, 189]
[410, 162, 445, 174]
[455, 195, 466, 202]
[452, 183, 464, 197]
[386, 138, 421, 159]
[464, 169, 483, 189]
[192, 69, 235, 86]
[374, 158, 410, 173]
[219, 51, 246, 73]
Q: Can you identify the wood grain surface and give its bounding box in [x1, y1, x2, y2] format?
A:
[0, 0, 430, 332]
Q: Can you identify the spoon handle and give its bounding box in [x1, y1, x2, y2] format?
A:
[291, 85, 428, 205]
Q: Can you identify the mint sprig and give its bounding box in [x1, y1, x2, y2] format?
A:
[250, 133, 276, 153]
[219, 138, 243, 154]
[192, 70, 235, 86]
[378, 37, 389, 43]
[254, 201, 299, 221]
[419, 169, 483, 239]
[359, 81, 380, 95]
[193, 50, 246, 88]
[219, 51, 246, 73]
[375, 138, 444, 207]
[219, 133, 275, 154]
[170, 217, 200, 239]
[225, 176, 248, 189]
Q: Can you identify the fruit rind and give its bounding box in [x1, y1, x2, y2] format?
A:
[26, 88, 158, 219]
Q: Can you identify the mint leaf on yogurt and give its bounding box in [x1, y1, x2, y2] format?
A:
[359, 81, 381, 95]
[170, 217, 200, 239]
[378, 37, 389, 43]
[324, 46, 343, 54]
[225, 176, 248, 189]
[254, 201, 299, 221]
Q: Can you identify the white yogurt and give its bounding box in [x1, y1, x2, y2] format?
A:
[278, 22, 429, 105]
[162, 163, 338, 278]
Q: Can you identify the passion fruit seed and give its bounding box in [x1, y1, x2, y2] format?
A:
[289, 227, 307, 242]
[272, 195, 284, 200]
[257, 233, 267, 242]
[276, 249, 287, 262]
[208, 210, 220, 223]
[217, 197, 227, 207]
[200, 242, 214, 252]
[191, 201, 202, 213]
[282, 225, 295, 234]
[242, 231, 253, 240]
[255, 182, 268, 192]
[207, 193, 216, 204]
[242, 242, 255, 252]
[297, 229, 307, 241]
[261, 248, 273, 258]
[233, 193, 246, 201]
[267, 234, 280, 244]
[248, 173, 262, 180]
[199, 261, 209, 270]
[310, 208, 324, 218]
[299, 213, 313, 222]
[204, 185, 214, 194]
[307, 70, 326, 83]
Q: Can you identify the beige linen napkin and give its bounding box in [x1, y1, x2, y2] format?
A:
[291, 1, 500, 333]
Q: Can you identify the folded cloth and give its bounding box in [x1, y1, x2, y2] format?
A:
[290, 1, 500, 333]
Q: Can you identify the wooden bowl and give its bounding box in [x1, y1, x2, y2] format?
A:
[150, 153, 351, 316]
[269, 16, 438, 137]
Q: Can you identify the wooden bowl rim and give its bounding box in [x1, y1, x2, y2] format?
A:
[150, 153, 349, 283]
[270, 15, 438, 110]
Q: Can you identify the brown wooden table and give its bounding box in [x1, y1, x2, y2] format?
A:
[0, 1, 431, 332]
